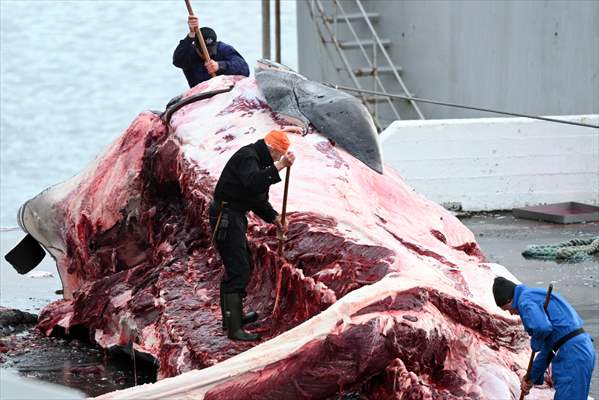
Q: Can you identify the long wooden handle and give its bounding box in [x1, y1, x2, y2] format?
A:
[519, 283, 554, 400]
[278, 167, 291, 256]
[184, 0, 216, 77]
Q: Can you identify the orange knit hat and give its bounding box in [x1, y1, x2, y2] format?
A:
[264, 130, 290, 153]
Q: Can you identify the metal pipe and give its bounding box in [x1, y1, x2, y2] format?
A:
[329, 84, 599, 129]
[275, 0, 281, 63]
[262, 0, 271, 60]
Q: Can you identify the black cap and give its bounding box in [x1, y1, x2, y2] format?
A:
[200, 27, 217, 46]
[492, 276, 517, 307]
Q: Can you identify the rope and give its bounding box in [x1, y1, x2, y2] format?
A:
[327, 84, 599, 129]
[522, 237, 599, 262]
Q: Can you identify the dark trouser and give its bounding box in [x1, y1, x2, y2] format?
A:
[209, 202, 253, 296]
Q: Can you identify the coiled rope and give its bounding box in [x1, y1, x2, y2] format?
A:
[522, 237, 599, 262]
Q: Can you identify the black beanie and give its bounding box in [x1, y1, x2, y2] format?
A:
[200, 27, 218, 57]
[200, 27, 217, 46]
[493, 276, 517, 307]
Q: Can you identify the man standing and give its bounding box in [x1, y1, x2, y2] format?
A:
[493, 277, 595, 399]
[173, 16, 250, 87]
[209, 128, 298, 341]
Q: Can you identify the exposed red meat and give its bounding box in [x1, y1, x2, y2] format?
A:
[19, 75, 554, 399]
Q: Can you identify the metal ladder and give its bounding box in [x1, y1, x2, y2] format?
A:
[308, 0, 424, 129]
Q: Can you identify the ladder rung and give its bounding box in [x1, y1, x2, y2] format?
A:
[353, 66, 403, 76]
[338, 39, 391, 49]
[324, 12, 380, 23]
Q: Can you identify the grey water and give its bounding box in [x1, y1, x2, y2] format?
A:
[0, 0, 298, 228]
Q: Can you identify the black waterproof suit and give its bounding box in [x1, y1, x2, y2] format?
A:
[209, 139, 280, 295]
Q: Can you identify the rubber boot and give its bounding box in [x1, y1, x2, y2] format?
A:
[241, 296, 259, 325]
[224, 293, 261, 341]
[220, 286, 258, 331]
[220, 285, 227, 331]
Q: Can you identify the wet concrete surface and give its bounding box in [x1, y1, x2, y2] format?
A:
[462, 212, 598, 398]
[1, 214, 598, 398]
[0, 230, 156, 399]
[0, 328, 155, 398]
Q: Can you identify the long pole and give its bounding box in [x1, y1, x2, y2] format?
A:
[278, 167, 290, 256]
[519, 283, 554, 400]
[184, 0, 215, 77]
[329, 84, 599, 129]
[272, 166, 290, 319]
[262, 0, 271, 60]
[275, 0, 281, 63]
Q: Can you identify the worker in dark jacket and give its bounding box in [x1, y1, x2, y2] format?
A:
[493, 277, 595, 399]
[209, 128, 300, 341]
[173, 16, 250, 87]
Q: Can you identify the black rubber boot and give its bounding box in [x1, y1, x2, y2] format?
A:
[220, 285, 227, 331]
[220, 287, 258, 331]
[224, 293, 261, 341]
[241, 296, 259, 325]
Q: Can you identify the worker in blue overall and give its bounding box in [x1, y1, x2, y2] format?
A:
[173, 15, 249, 87]
[493, 277, 595, 399]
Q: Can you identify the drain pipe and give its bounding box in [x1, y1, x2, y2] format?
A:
[275, 0, 281, 63]
[262, 0, 271, 60]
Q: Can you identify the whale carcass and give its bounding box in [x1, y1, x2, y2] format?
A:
[9, 65, 554, 399]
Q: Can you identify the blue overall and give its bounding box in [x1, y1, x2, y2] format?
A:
[513, 285, 595, 400]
